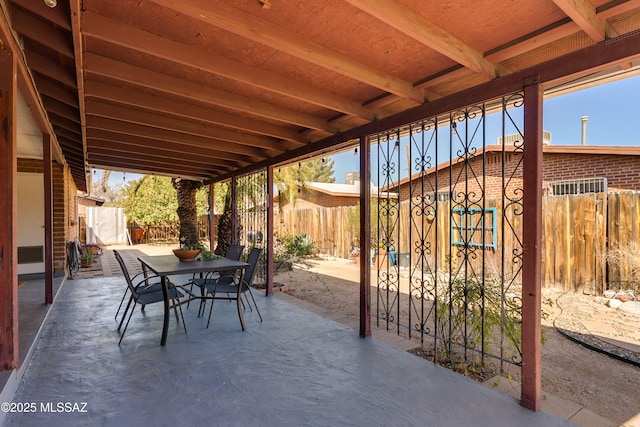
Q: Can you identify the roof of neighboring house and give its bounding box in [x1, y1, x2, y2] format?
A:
[78, 194, 106, 205]
[274, 181, 398, 203]
[306, 181, 379, 197]
[387, 144, 640, 190]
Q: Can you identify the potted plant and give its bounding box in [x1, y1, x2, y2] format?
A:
[172, 236, 201, 262]
[84, 243, 102, 256]
[376, 242, 388, 269]
[350, 246, 361, 265]
[80, 251, 94, 268]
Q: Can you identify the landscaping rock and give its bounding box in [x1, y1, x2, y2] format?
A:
[615, 292, 633, 303]
[594, 296, 609, 305]
[607, 299, 623, 309]
[603, 290, 617, 299]
[619, 301, 640, 315]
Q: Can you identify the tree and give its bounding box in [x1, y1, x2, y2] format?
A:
[274, 158, 335, 207]
[118, 176, 208, 236]
[172, 178, 204, 245]
[89, 169, 123, 205]
[119, 176, 178, 226]
[214, 185, 233, 256]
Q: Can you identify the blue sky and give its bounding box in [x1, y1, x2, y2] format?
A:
[103, 73, 640, 186]
[332, 73, 640, 183]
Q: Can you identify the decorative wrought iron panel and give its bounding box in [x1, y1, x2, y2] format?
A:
[371, 93, 525, 375]
[234, 170, 268, 287]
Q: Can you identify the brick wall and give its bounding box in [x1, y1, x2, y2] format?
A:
[396, 151, 640, 200]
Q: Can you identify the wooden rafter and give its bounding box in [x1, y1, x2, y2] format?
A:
[345, 0, 498, 79]
[84, 99, 274, 157]
[150, 0, 424, 104]
[81, 59, 310, 144]
[81, 11, 373, 121]
[552, 0, 606, 41]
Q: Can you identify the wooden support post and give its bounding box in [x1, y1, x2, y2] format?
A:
[209, 183, 215, 250]
[521, 77, 543, 410]
[266, 166, 274, 296]
[359, 136, 371, 338]
[231, 176, 237, 243]
[44, 134, 53, 304]
[0, 49, 19, 370]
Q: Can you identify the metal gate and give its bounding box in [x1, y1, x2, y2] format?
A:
[372, 92, 525, 375]
[235, 170, 268, 287]
[86, 207, 128, 245]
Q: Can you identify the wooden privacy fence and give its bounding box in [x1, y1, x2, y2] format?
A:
[273, 192, 640, 294]
[130, 215, 212, 244]
[543, 192, 640, 294]
[274, 206, 357, 259]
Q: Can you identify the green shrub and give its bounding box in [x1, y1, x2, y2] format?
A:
[278, 233, 316, 257]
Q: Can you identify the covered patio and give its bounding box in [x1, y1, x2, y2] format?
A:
[2, 271, 574, 427]
[2, 0, 640, 423]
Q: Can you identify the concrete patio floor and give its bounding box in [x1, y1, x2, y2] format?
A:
[0, 269, 577, 427]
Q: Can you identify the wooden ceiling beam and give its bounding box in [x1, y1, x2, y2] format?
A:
[57, 138, 84, 156]
[11, 0, 72, 31]
[87, 140, 238, 170]
[11, 8, 74, 58]
[84, 100, 278, 156]
[84, 80, 302, 151]
[552, 0, 606, 42]
[42, 96, 79, 124]
[54, 127, 82, 142]
[69, 0, 89, 181]
[35, 77, 79, 108]
[85, 116, 288, 160]
[81, 11, 374, 121]
[48, 113, 81, 135]
[150, 0, 424, 104]
[23, 51, 77, 88]
[83, 54, 317, 140]
[85, 54, 330, 133]
[87, 154, 219, 178]
[86, 129, 253, 166]
[485, 1, 638, 63]
[344, 0, 498, 79]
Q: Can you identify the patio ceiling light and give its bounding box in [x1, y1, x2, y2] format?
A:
[44, 0, 57, 8]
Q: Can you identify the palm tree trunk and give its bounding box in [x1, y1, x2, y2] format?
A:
[172, 178, 203, 245]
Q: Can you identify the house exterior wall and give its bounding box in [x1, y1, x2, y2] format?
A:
[395, 151, 640, 200]
[17, 158, 74, 273]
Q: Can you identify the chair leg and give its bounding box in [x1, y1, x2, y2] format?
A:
[119, 301, 138, 345]
[172, 298, 180, 323]
[235, 291, 246, 331]
[118, 296, 134, 331]
[172, 298, 188, 334]
[198, 286, 207, 318]
[185, 282, 194, 309]
[206, 293, 215, 329]
[246, 288, 263, 322]
[115, 289, 130, 321]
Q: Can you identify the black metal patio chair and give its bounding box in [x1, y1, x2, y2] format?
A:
[114, 251, 163, 323]
[114, 250, 187, 344]
[183, 243, 245, 314]
[203, 247, 263, 330]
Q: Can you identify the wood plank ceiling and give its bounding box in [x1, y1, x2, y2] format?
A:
[6, 0, 640, 191]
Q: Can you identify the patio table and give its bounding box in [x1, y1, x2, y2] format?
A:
[138, 255, 248, 346]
